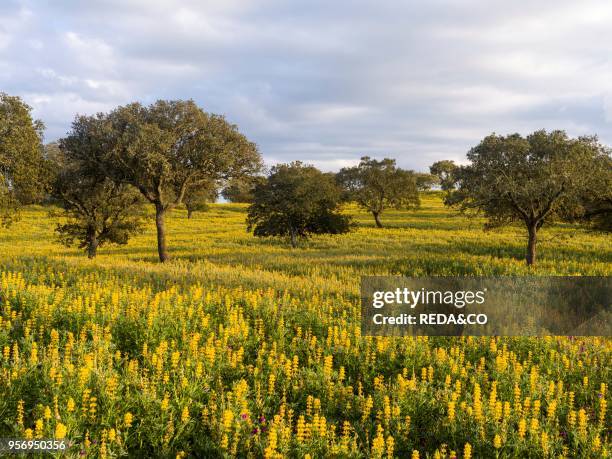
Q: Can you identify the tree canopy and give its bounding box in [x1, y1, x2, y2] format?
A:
[415, 172, 440, 191]
[222, 176, 266, 203]
[562, 153, 612, 232]
[60, 100, 262, 261]
[336, 156, 419, 227]
[429, 160, 457, 192]
[247, 162, 350, 247]
[53, 159, 145, 259]
[0, 93, 46, 225]
[184, 181, 218, 218]
[446, 130, 611, 265]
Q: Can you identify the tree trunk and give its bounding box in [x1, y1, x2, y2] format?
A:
[187, 209, 192, 219]
[373, 211, 383, 228]
[290, 229, 297, 248]
[86, 227, 98, 259]
[155, 203, 169, 262]
[526, 223, 537, 266]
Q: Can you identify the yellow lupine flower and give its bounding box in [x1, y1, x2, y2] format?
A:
[464, 442, 472, 459]
[518, 418, 526, 439]
[222, 409, 233, 431]
[593, 434, 601, 451]
[296, 415, 306, 443]
[54, 423, 67, 439]
[447, 401, 456, 422]
[16, 400, 24, 427]
[124, 412, 133, 428]
[181, 406, 190, 423]
[493, 434, 502, 449]
[161, 393, 170, 411]
[66, 398, 75, 412]
[35, 419, 44, 438]
[541, 431, 549, 454]
[577, 409, 587, 437]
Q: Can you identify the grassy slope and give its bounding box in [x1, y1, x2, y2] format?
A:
[2, 193, 610, 291]
[0, 194, 610, 457]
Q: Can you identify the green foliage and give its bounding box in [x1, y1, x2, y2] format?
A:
[60, 100, 262, 261]
[429, 160, 457, 191]
[563, 153, 612, 232]
[446, 130, 610, 265]
[222, 176, 266, 203]
[52, 158, 145, 258]
[0, 93, 46, 225]
[102, 100, 262, 209]
[336, 156, 419, 227]
[415, 172, 439, 191]
[184, 181, 218, 218]
[247, 162, 351, 247]
[40, 142, 66, 196]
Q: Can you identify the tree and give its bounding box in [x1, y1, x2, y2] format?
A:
[184, 181, 218, 218]
[415, 172, 440, 191]
[247, 162, 350, 247]
[36, 142, 67, 204]
[53, 161, 145, 258]
[336, 156, 419, 228]
[563, 153, 612, 232]
[446, 130, 610, 266]
[429, 160, 457, 192]
[62, 100, 262, 262]
[0, 93, 46, 225]
[222, 176, 266, 203]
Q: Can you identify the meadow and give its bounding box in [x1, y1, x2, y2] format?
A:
[0, 193, 610, 458]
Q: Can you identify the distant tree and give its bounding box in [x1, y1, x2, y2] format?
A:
[53, 134, 144, 258]
[336, 156, 419, 228]
[563, 153, 612, 232]
[184, 181, 218, 218]
[38, 142, 66, 203]
[446, 130, 610, 266]
[222, 176, 266, 203]
[247, 162, 350, 247]
[429, 160, 458, 192]
[43, 142, 64, 165]
[0, 93, 46, 224]
[415, 172, 440, 191]
[61, 100, 262, 262]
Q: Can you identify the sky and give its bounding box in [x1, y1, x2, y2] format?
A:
[1, 0, 611, 172]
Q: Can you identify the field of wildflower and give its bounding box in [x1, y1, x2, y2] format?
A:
[0, 194, 610, 458]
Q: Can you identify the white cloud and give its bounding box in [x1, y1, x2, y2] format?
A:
[64, 32, 116, 73]
[297, 104, 376, 123]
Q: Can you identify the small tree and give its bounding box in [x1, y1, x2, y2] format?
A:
[61, 100, 262, 262]
[222, 176, 266, 203]
[336, 156, 419, 228]
[0, 93, 46, 225]
[446, 130, 610, 266]
[429, 160, 457, 192]
[184, 182, 218, 218]
[415, 172, 440, 191]
[247, 162, 350, 247]
[39, 142, 65, 203]
[53, 157, 144, 258]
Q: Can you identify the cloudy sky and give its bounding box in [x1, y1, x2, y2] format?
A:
[1, 0, 611, 171]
